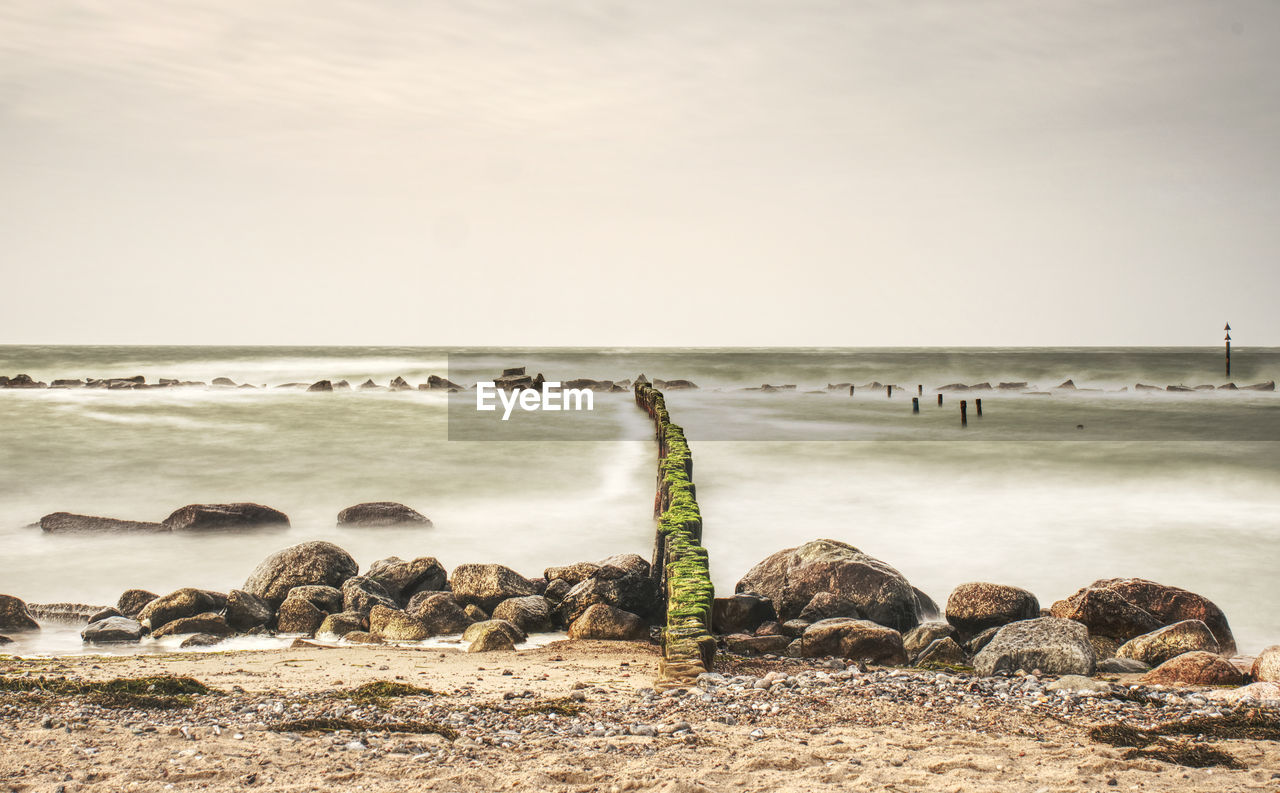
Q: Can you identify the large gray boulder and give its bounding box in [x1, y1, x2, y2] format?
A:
[559, 573, 661, 626]
[164, 503, 290, 531]
[0, 595, 40, 632]
[337, 502, 432, 528]
[39, 512, 167, 533]
[448, 564, 538, 612]
[243, 541, 359, 607]
[491, 596, 552, 633]
[902, 621, 957, 660]
[567, 604, 647, 641]
[945, 582, 1040, 641]
[341, 576, 397, 616]
[973, 617, 1095, 676]
[736, 539, 922, 631]
[286, 585, 344, 613]
[151, 612, 232, 638]
[137, 589, 227, 632]
[366, 556, 447, 604]
[82, 616, 143, 644]
[116, 589, 158, 618]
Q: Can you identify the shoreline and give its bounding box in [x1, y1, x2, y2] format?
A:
[2, 643, 1278, 791]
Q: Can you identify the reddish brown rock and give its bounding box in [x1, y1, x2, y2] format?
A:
[1142, 651, 1244, 686]
[945, 582, 1040, 641]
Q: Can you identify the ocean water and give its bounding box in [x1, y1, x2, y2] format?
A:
[1, 345, 1277, 655]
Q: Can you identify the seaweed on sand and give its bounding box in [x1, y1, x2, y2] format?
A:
[269, 717, 457, 740]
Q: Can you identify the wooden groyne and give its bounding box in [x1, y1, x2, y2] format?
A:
[634, 381, 715, 689]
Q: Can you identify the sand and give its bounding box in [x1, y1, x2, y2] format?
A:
[2, 641, 1278, 792]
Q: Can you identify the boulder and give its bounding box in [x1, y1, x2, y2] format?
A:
[491, 596, 552, 633]
[1116, 620, 1220, 667]
[337, 502, 432, 528]
[307, 380, 333, 392]
[368, 605, 430, 641]
[567, 604, 647, 641]
[916, 636, 967, 666]
[1070, 578, 1235, 656]
[799, 618, 908, 665]
[973, 617, 1095, 676]
[276, 596, 326, 636]
[116, 589, 159, 618]
[468, 628, 515, 653]
[3, 374, 45, 388]
[366, 556, 447, 604]
[180, 633, 224, 648]
[463, 619, 526, 645]
[544, 579, 572, 602]
[965, 626, 1000, 655]
[225, 589, 273, 632]
[798, 592, 862, 623]
[913, 588, 941, 621]
[342, 576, 397, 616]
[902, 622, 957, 660]
[39, 512, 167, 534]
[151, 612, 232, 638]
[464, 605, 488, 623]
[711, 594, 776, 635]
[87, 607, 120, 625]
[0, 635, 9, 645]
[211, 377, 237, 387]
[723, 634, 792, 656]
[1252, 645, 1280, 683]
[1142, 651, 1244, 686]
[343, 631, 384, 645]
[1097, 657, 1150, 674]
[389, 376, 412, 391]
[26, 602, 101, 623]
[559, 575, 661, 625]
[448, 564, 538, 612]
[137, 589, 226, 632]
[544, 562, 601, 586]
[596, 554, 651, 578]
[1089, 635, 1121, 661]
[424, 375, 462, 390]
[735, 539, 921, 631]
[945, 583, 1040, 641]
[81, 616, 143, 643]
[243, 541, 359, 607]
[164, 503, 290, 531]
[1049, 586, 1164, 643]
[317, 611, 365, 638]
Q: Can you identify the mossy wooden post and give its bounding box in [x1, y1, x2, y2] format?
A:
[960, 400, 968, 427]
[975, 398, 982, 417]
[634, 381, 714, 689]
[912, 397, 919, 414]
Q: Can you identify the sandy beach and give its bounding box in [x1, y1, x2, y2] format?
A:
[3, 641, 1278, 793]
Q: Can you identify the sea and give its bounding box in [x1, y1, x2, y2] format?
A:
[1, 345, 1277, 656]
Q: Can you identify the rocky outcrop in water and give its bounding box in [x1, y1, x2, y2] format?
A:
[337, 503, 432, 528]
[81, 616, 143, 643]
[163, 503, 290, 532]
[242, 541, 359, 607]
[736, 539, 922, 632]
[151, 612, 232, 638]
[0, 595, 40, 632]
[39, 512, 167, 533]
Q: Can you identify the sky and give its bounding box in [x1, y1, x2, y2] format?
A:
[2, 1, 1278, 347]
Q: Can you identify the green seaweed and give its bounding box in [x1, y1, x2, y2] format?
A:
[0, 674, 213, 697]
[510, 697, 585, 717]
[338, 681, 438, 704]
[84, 691, 194, 710]
[1122, 742, 1245, 770]
[269, 718, 457, 740]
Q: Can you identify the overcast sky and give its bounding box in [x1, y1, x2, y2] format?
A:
[2, 1, 1278, 346]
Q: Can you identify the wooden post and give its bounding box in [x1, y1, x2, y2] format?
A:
[886, 385, 892, 399]
[917, 384, 923, 396]
[960, 400, 968, 427]
[849, 385, 855, 397]
[975, 398, 983, 417]
[912, 397, 919, 413]
[1225, 323, 1231, 377]
[937, 393, 943, 406]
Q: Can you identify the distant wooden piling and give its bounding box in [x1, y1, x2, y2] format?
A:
[975, 398, 983, 417]
[849, 385, 855, 397]
[912, 397, 919, 413]
[886, 385, 892, 399]
[960, 400, 968, 427]
[917, 384, 923, 396]
[1225, 323, 1232, 377]
[937, 393, 943, 406]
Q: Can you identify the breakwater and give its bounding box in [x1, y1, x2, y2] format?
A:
[634, 380, 715, 688]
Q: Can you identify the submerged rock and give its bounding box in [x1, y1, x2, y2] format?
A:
[945, 582, 1040, 641]
[164, 503, 290, 532]
[180, 633, 225, 648]
[39, 512, 167, 534]
[243, 541, 359, 607]
[81, 616, 143, 644]
[973, 617, 1095, 676]
[568, 604, 647, 641]
[1116, 620, 1220, 666]
[448, 564, 538, 612]
[337, 502, 432, 528]
[736, 539, 922, 631]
